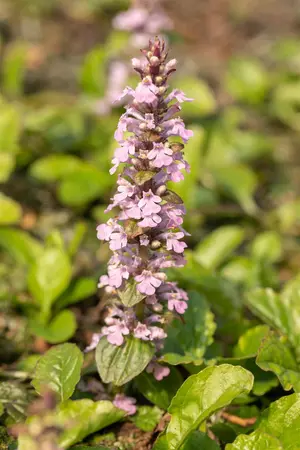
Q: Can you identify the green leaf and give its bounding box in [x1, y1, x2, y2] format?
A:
[117, 279, 146, 307]
[181, 431, 221, 450]
[30, 310, 77, 344]
[0, 104, 20, 153]
[0, 153, 15, 182]
[234, 325, 270, 358]
[0, 228, 42, 265]
[0, 382, 30, 422]
[131, 406, 163, 432]
[0, 194, 21, 225]
[28, 247, 72, 322]
[194, 226, 245, 270]
[165, 364, 254, 449]
[174, 77, 216, 116]
[256, 331, 300, 392]
[2, 42, 27, 97]
[250, 231, 282, 263]
[226, 393, 300, 449]
[225, 58, 269, 104]
[134, 170, 156, 185]
[32, 343, 83, 402]
[30, 154, 82, 182]
[162, 292, 216, 365]
[80, 46, 107, 96]
[58, 166, 111, 207]
[135, 367, 183, 410]
[96, 336, 155, 386]
[58, 400, 124, 448]
[211, 164, 258, 214]
[55, 277, 96, 310]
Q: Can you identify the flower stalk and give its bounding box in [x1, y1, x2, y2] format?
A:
[96, 37, 193, 380]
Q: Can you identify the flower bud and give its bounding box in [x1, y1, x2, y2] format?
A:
[155, 76, 164, 85]
[165, 58, 177, 73]
[150, 56, 160, 66]
[156, 185, 167, 196]
[151, 240, 161, 250]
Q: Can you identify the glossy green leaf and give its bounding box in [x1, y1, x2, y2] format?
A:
[80, 46, 107, 96]
[256, 331, 300, 392]
[226, 394, 300, 449]
[135, 367, 183, 410]
[211, 164, 258, 214]
[250, 231, 282, 263]
[0, 153, 15, 182]
[163, 292, 216, 364]
[55, 277, 96, 310]
[96, 336, 155, 386]
[234, 325, 270, 357]
[58, 399, 124, 448]
[32, 343, 83, 402]
[0, 228, 42, 265]
[131, 406, 163, 432]
[117, 278, 146, 307]
[28, 247, 72, 321]
[181, 431, 221, 450]
[194, 226, 245, 270]
[58, 166, 111, 207]
[0, 194, 21, 225]
[225, 58, 269, 104]
[0, 104, 20, 153]
[165, 364, 254, 449]
[0, 382, 30, 422]
[30, 309, 77, 344]
[30, 154, 82, 181]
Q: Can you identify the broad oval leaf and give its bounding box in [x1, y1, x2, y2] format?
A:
[29, 310, 77, 344]
[30, 154, 82, 182]
[28, 247, 72, 321]
[165, 364, 254, 449]
[162, 291, 216, 365]
[0, 193, 21, 225]
[32, 343, 83, 402]
[250, 231, 282, 263]
[0, 228, 42, 265]
[131, 405, 163, 432]
[135, 367, 183, 410]
[96, 336, 155, 386]
[226, 394, 300, 449]
[234, 325, 270, 358]
[194, 226, 245, 270]
[256, 331, 300, 392]
[134, 170, 156, 185]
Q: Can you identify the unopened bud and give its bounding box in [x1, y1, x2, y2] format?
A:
[131, 158, 140, 166]
[150, 56, 160, 66]
[155, 76, 163, 85]
[156, 272, 167, 281]
[158, 86, 167, 95]
[170, 142, 184, 152]
[156, 185, 167, 196]
[165, 58, 177, 73]
[153, 303, 163, 312]
[151, 240, 161, 250]
[139, 122, 147, 130]
[147, 51, 153, 59]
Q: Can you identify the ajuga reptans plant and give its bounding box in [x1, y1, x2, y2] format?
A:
[95, 37, 193, 381]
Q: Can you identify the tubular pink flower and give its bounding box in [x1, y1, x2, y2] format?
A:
[97, 37, 193, 379]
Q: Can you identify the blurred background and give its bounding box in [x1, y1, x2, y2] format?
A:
[2, 0, 300, 361]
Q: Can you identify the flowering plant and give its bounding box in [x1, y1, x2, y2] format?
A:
[94, 37, 193, 386]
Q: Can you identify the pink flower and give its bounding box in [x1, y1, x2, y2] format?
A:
[147, 362, 170, 381]
[133, 322, 151, 340]
[109, 228, 128, 251]
[148, 143, 173, 168]
[149, 326, 167, 341]
[113, 394, 137, 416]
[102, 319, 130, 346]
[135, 270, 162, 295]
[84, 333, 102, 352]
[135, 78, 159, 105]
[163, 232, 187, 253]
[108, 265, 130, 288]
[163, 118, 194, 143]
[113, 8, 148, 31]
[96, 220, 116, 241]
[138, 190, 161, 216]
[139, 234, 150, 246]
[114, 141, 136, 163]
[166, 89, 193, 104]
[168, 299, 188, 314]
[138, 213, 162, 228]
